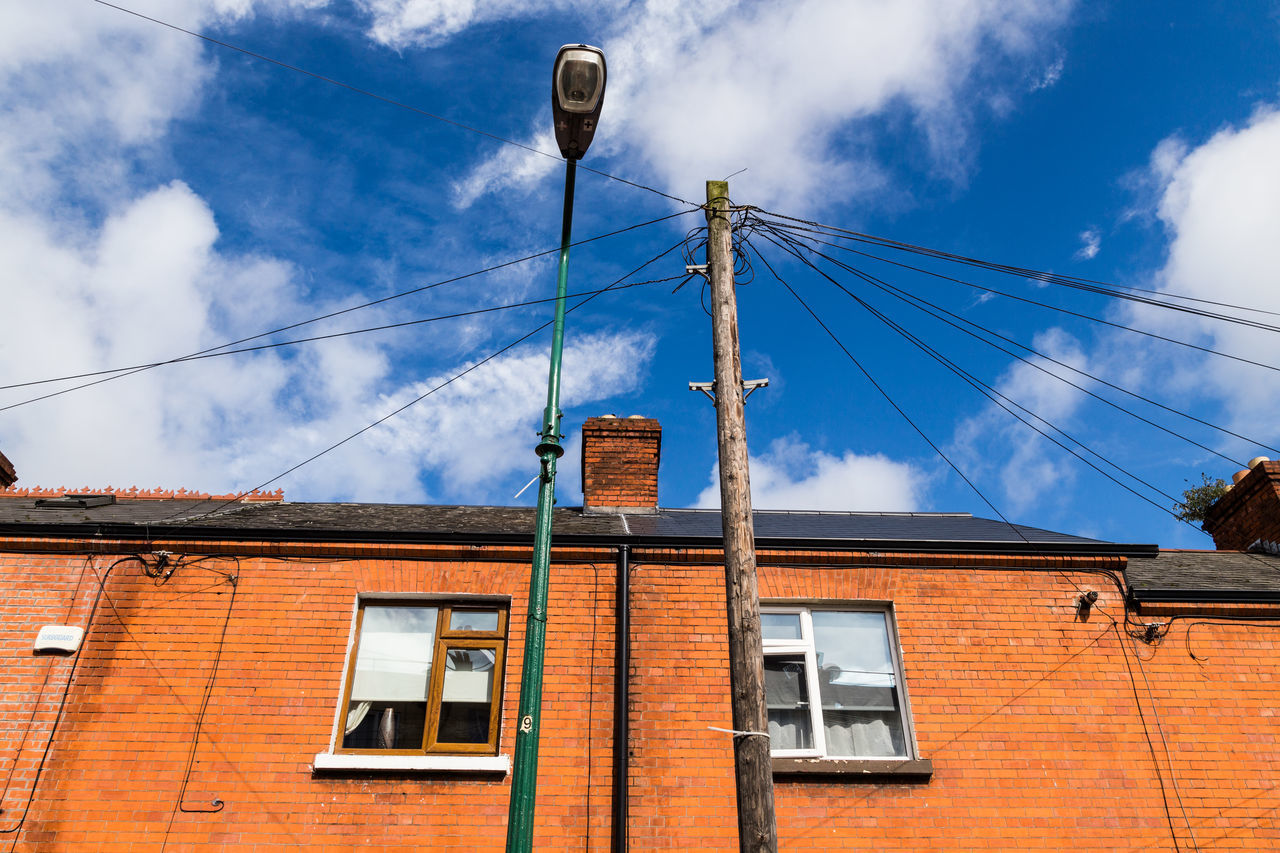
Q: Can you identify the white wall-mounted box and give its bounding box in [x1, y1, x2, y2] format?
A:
[34, 625, 84, 653]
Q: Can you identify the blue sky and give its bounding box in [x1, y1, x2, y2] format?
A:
[3, 0, 1280, 549]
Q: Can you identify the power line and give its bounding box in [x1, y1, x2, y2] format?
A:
[762, 218, 1280, 376]
[766, 226, 1260, 467]
[758, 208, 1280, 322]
[0, 208, 695, 408]
[744, 237, 1030, 543]
[166, 239, 691, 526]
[768, 217, 1280, 337]
[759, 230, 1193, 525]
[88, 0, 696, 207]
[0, 274, 683, 414]
[1114, 623, 1193, 852]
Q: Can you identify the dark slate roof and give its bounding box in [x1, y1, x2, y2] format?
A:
[627, 509, 1104, 546]
[0, 498, 247, 526]
[186, 502, 622, 537]
[1126, 549, 1280, 601]
[0, 498, 1142, 554]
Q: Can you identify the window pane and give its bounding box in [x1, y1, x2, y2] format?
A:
[436, 647, 496, 744]
[811, 611, 906, 757]
[761, 612, 802, 640]
[822, 710, 906, 757]
[342, 701, 426, 750]
[449, 609, 500, 632]
[350, 606, 438, 702]
[764, 654, 812, 750]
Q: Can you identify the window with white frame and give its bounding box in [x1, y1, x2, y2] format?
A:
[761, 606, 913, 759]
[336, 601, 507, 756]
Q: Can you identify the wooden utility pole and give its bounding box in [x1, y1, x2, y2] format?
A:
[705, 179, 778, 853]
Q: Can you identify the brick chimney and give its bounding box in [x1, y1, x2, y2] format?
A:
[0, 450, 15, 489]
[1203, 459, 1280, 550]
[581, 415, 661, 515]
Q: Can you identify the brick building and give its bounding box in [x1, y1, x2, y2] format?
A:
[1, 416, 1278, 851]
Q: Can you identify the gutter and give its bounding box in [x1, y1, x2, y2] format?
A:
[0, 522, 1158, 559]
[1128, 588, 1280, 604]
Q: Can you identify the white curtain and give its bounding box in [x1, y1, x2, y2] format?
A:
[823, 713, 900, 756]
[344, 700, 371, 735]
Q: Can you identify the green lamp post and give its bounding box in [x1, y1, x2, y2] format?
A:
[505, 43, 607, 853]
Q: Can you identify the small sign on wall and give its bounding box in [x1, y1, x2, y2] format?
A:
[34, 625, 84, 653]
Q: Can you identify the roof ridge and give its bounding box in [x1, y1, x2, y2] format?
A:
[0, 485, 284, 502]
[656, 507, 973, 518]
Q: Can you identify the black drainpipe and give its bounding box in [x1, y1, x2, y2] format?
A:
[611, 544, 630, 853]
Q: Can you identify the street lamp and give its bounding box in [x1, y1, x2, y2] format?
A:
[506, 44, 607, 853]
[552, 45, 607, 160]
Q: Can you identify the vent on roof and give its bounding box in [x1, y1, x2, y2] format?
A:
[35, 493, 117, 509]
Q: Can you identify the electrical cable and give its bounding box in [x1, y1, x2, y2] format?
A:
[762, 228, 1229, 510]
[744, 236, 1031, 544]
[1113, 622, 1191, 852]
[0, 555, 145, 848]
[757, 208, 1280, 323]
[163, 237, 693, 527]
[776, 234, 1190, 516]
[759, 229, 1196, 528]
[1131, 640, 1200, 851]
[161, 561, 240, 850]
[0, 208, 696, 409]
[761, 218, 1280, 376]
[768, 227, 1270, 462]
[0, 558, 94, 813]
[773, 213, 1280, 334]
[748, 222, 1280, 532]
[0, 274, 684, 414]
[88, 0, 696, 207]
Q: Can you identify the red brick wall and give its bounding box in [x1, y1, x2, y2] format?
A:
[2, 541, 1279, 851]
[627, 551, 1280, 851]
[0, 543, 617, 852]
[581, 417, 661, 513]
[1204, 461, 1280, 550]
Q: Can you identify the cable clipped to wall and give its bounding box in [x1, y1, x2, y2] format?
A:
[1, 553, 240, 852]
[161, 557, 240, 851]
[1, 554, 144, 846]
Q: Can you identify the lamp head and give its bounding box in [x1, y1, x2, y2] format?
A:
[552, 44, 607, 160]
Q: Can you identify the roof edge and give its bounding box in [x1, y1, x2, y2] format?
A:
[0, 521, 1156, 558]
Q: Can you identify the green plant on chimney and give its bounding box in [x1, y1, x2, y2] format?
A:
[1175, 473, 1228, 524]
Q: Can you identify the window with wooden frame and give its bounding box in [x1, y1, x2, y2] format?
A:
[337, 601, 507, 756]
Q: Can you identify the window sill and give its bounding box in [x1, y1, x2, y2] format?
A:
[312, 752, 511, 775]
[772, 756, 932, 781]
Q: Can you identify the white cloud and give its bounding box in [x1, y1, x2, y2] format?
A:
[1029, 55, 1065, 92]
[451, 127, 560, 208]
[694, 436, 923, 511]
[371, 330, 655, 501]
[0, 0, 655, 504]
[453, 0, 1075, 210]
[356, 0, 622, 48]
[951, 328, 1089, 512]
[0, 181, 304, 493]
[1131, 107, 1280, 437]
[1074, 227, 1100, 260]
